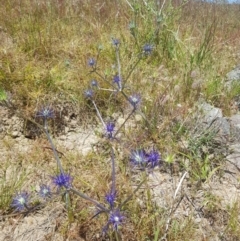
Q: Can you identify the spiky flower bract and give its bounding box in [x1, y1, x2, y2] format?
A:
[36, 106, 54, 119]
[105, 191, 116, 209]
[112, 38, 120, 47]
[103, 209, 125, 234]
[52, 173, 73, 190]
[84, 89, 94, 99]
[143, 44, 153, 55]
[130, 148, 162, 171]
[88, 58, 96, 67]
[113, 75, 121, 89]
[106, 122, 115, 138]
[91, 79, 98, 87]
[147, 149, 162, 169]
[109, 209, 124, 231]
[11, 192, 30, 211]
[130, 149, 148, 167]
[129, 94, 141, 109]
[39, 184, 51, 199]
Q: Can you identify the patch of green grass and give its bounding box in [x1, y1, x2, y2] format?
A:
[225, 202, 240, 238]
[0, 165, 27, 214]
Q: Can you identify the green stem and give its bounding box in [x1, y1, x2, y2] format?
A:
[114, 108, 136, 138]
[92, 100, 106, 128]
[115, 46, 122, 91]
[119, 177, 147, 209]
[70, 187, 109, 212]
[44, 119, 64, 174]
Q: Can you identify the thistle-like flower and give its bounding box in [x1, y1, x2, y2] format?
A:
[113, 75, 121, 89]
[84, 89, 94, 99]
[130, 148, 162, 171]
[11, 192, 30, 211]
[91, 79, 98, 88]
[39, 184, 51, 199]
[109, 210, 125, 231]
[105, 191, 116, 209]
[112, 38, 120, 47]
[147, 149, 162, 169]
[106, 122, 115, 138]
[36, 106, 54, 119]
[130, 149, 148, 167]
[129, 94, 141, 109]
[143, 44, 153, 55]
[52, 173, 73, 190]
[88, 58, 96, 67]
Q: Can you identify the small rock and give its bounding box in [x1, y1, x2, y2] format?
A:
[11, 131, 20, 138]
[229, 114, 240, 127]
[135, 114, 143, 123]
[82, 146, 92, 156]
[226, 144, 240, 171]
[200, 102, 222, 124]
[64, 126, 69, 133]
[226, 64, 240, 82]
[59, 135, 66, 141]
[117, 117, 125, 126]
[225, 64, 240, 90]
[198, 102, 230, 141]
[64, 142, 74, 150]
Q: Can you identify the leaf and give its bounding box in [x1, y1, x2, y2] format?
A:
[0, 88, 7, 101]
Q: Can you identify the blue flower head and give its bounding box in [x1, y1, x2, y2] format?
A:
[113, 75, 121, 89]
[11, 192, 30, 211]
[112, 38, 120, 47]
[39, 184, 51, 199]
[143, 44, 153, 55]
[129, 94, 141, 109]
[130, 149, 148, 168]
[106, 122, 115, 138]
[109, 210, 124, 231]
[88, 58, 96, 67]
[84, 89, 94, 99]
[147, 149, 162, 169]
[105, 191, 116, 209]
[36, 106, 54, 119]
[91, 79, 98, 88]
[52, 173, 73, 190]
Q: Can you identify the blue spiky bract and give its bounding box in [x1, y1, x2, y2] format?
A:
[129, 94, 141, 109]
[88, 58, 96, 67]
[84, 89, 94, 99]
[147, 149, 162, 169]
[52, 173, 73, 190]
[106, 122, 115, 138]
[91, 79, 98, 87]
[109, 209, 124, 231]
[36, 106, 54, 119]
[113, 75, 121, 84]
[130, 149, 148, 167]
[11, 192, 30, 211]
[39, 184, 51, 199]
[130, 149, 162, 170]
[112, 38, 120, 47]
[113, 75, 121, 89]
[143, 44, 153, 55]
[105, 191, 116, 209]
